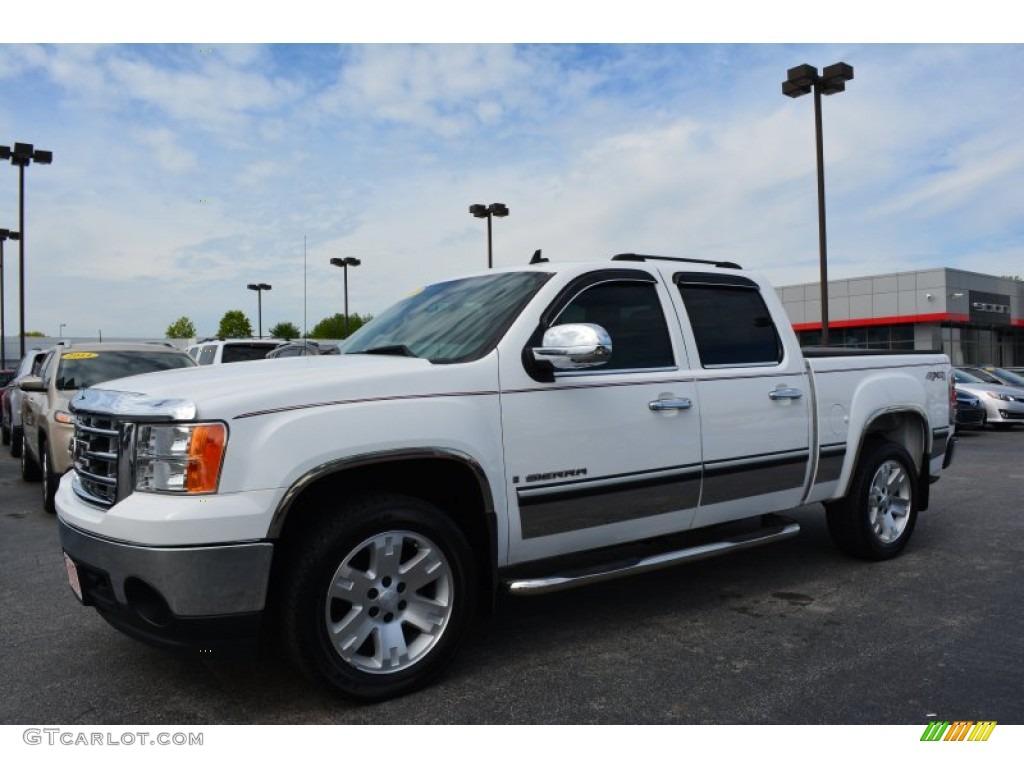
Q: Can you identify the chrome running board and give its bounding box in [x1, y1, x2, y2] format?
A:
[505, 518, 801, 596]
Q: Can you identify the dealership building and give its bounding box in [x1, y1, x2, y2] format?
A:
[778, 267, 1024, 367]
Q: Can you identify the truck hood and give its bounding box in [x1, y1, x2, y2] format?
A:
[84, 353, 495, 420]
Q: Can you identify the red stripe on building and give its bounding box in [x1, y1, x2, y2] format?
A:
[792, 313, 973, 332]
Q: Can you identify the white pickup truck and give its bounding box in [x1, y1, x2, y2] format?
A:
[57, 254, 957, 701]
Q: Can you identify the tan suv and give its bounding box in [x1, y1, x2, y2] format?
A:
[18, 342, 196, 512]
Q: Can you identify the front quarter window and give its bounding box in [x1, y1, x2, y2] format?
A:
[345, 271, 552, 363]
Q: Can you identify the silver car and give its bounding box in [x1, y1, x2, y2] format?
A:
[953, 369, 1024, 429]
[960, 365, 1024, 389]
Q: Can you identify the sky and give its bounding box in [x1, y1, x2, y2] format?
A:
[0, 5, 1021, 341]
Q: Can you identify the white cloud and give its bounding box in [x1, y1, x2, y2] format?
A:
[2, 43, 1023, 340]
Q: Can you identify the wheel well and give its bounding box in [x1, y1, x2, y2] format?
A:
[860, 410, 930, 510]
[272, 457, 496, 611]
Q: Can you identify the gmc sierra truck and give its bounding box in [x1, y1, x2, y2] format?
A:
[56, 254, 957, 701]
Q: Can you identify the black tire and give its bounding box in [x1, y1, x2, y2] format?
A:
[278, 493, 477, 701]
[11, 425, 23, 458]
[1, 412, 9, 446]
[41, 439, 59, 514]
[826, 439, 918, 561]
[21, 431, 42, 482]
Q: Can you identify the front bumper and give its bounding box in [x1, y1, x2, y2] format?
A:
[982, 399, 1024, 423]
[58, 518, 273, 654]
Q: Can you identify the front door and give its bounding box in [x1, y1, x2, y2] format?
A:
[499, 270, 704, 564]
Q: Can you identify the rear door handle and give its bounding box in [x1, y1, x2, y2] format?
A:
[769, 387, 803, 400]
[648, 398, 693, 411]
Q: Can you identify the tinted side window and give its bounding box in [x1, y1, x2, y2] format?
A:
[198, 345, 217, 365]
[222, 343, 279, 363]
[554, 281, 674, 370]
[677, 284, 782, 367]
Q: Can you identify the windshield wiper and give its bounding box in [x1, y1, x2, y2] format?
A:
[354, 344, 419, 358]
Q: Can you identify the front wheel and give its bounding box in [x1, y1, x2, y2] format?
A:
[826, 439, 918, 560]
[279, 493, 477, 701]
[41, 440, 60, 514]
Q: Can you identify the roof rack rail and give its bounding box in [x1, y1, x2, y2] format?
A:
[612, 253, 743, 270]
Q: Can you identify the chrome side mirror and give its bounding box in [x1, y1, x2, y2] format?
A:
[17, 375, 44, 392]
[532, 323, 612, 370]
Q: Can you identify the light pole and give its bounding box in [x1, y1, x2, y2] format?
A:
[782, 63, 853, 346]
[0, 228, 20, 368]
[59, 323, 66, 338]
[246, 283, 271, 338]
[329, 257, 361, 337]
[468, 203, 509, 269]
[2, 142, 54, 358]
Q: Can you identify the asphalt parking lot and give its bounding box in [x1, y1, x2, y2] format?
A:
[1, 428, 1022, 725]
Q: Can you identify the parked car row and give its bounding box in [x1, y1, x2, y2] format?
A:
[186, 337, 340, 364]
[6, 333, 1021, 520]
[953, 365, 1024, 432]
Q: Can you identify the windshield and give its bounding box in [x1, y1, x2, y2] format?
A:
[344, 272, 552, 363]
[55, 350, 195, 390]
[961, 367, 1002, 384]
[988, 367, 1024, 387]
[954, 369, 984, 384]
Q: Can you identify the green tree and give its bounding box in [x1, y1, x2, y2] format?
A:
[217, 310, 254, 338]
[309, 313, 372, 339]
[25, 331, 45, 337]
[165, 316, 197, 339]
[269, 321, 301, 339]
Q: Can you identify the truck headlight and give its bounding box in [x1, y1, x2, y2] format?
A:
[134, 423, 227, 494]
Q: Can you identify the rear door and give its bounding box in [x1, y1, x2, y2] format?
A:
[665, 269, 812, 528]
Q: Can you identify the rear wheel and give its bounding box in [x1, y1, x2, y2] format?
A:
[21, 431, 42, 482]
[826, 439, 918, 560]
[11, 425, 23, 457]
[279, 493, 477, 701]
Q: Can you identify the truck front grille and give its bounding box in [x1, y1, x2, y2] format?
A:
[72, 413, 124, 508]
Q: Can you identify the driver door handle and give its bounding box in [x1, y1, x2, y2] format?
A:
[648, 398, 693, 411]
[769, 387, 803, 400]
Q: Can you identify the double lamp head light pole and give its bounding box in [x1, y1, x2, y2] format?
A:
[468, 203, 509, 269]
[0, 228, 21, 368]
[782, 62, 853, 347]
[246, 282, 272, 338]
[330, 256, 361, 338]
[1, 142, 53, 360]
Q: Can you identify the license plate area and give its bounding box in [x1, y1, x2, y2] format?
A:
[64, 552, 84, 603]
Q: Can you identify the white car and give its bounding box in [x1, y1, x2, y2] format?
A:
[186, 338, 282, 365]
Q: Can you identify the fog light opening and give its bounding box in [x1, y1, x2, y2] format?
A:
[124, 578, 172, 627]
